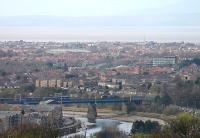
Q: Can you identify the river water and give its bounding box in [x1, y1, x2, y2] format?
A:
[62, 116, 133, 138]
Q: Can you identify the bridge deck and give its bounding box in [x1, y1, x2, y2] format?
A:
[0, 96, 144, 105]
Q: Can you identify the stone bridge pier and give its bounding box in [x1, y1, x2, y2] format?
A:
[87, 103, 97, 123]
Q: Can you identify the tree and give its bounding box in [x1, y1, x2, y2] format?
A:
[144, 120, 160, 133]
[131, 120, 145, 134]
[130, 113, 200, 138]
[96, 126, 127, 138]
[169, 113, 200, 138]
[160, 93, 172, 106]
[46, 61, 53, 68]
[21, 84, 36, 93]
[131, 120, 161, 134]
[149, 84, 161, 95]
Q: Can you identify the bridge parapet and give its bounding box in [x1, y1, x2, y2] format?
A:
[0, 96, 144, 105]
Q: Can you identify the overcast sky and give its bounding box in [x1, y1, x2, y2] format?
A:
[0, 0, 199, 17]
[0, 0, 200, 42]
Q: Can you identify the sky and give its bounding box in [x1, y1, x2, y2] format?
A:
[0, 0, 200, 42]
[1, 0, 199, 17]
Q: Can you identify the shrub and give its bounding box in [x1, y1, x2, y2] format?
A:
[131, 120, 161, 134]
[162, 105, 181, 115]
[0, 123, 59, 138]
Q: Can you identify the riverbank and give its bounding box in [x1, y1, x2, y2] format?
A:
[63, 106, 170, 125]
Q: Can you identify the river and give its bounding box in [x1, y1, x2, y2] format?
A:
[62, 112, 165, 138]
[62, 117, 132, 138]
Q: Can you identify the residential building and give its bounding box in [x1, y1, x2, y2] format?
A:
[152, 56, 178, 66]
[40, 80, 48, 87]
[48, 80, 57, 88]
